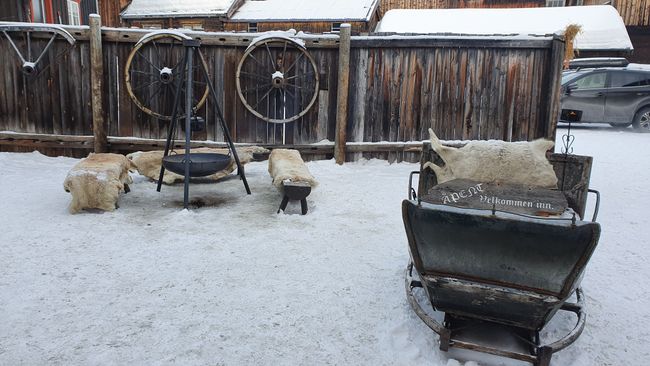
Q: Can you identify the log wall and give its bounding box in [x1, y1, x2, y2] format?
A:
[0, 25, 564, 161]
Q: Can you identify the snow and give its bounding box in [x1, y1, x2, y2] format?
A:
[231, 0, 379, 22]
[376, 6, 633, 52]
[248, 30, 306, 50]
[1, 127, 649, 365]
[121, 0, 239, 19]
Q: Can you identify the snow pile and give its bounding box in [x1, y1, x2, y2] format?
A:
[231, 0, 379, 22]
[121, 0, 238, 19]
[0, 127, 649, 365]
[376, 6, 633, 52]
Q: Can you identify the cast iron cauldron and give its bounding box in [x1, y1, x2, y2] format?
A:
[162, 153, 231, 177]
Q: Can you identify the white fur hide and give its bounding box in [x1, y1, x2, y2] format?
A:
[423, 128, 558, 188]
[127, 146, 268, 184]
[268, 149, 318, 189]
[63, 153, 136, 214]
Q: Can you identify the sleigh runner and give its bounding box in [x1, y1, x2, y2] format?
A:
[402, 136, 601, 366]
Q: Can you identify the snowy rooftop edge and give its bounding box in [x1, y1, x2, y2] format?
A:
[231, 0, 379, 22]
[121, 0, 238, 19]
[376, 5, 633, 51]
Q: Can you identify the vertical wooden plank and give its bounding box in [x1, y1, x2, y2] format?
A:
[89, 14, 107, 152]
[334, 23, 351, 164]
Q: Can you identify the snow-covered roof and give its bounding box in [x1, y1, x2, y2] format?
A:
[230, 0, 379, 22]
[376, 5, 633, 52]
[121, 0, 240, 19]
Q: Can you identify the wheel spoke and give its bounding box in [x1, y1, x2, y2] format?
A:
[152, 40, 163, 68]
[251, 86, 275, 111]
[284, 87, 296, 100]
[240, 71, 269, 81]
[285, 52, 304, 74]
[136, 50, 160, 72]
[265, 42, 275, 70]
[242, 83, 273, 94]
[247, 53, 265, 68]
[285, 82, 307, 90]
[132, 79, 160, 92]
[3, 31, 26, 64]
[282, 41, 288, 71]
[33, 33, 58, 65]
[145, 85, 164, 106]
[26, 31, 31, 61]
[130, 69, 157, 78]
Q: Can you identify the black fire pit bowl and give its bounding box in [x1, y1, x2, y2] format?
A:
[162, 153, 231, 177]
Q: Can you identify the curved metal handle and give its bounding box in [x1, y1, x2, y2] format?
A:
[408, 171, 420, 200]
[588, 189, 600, 222]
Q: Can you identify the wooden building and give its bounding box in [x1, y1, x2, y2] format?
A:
[0, 0, 98, 25]
[119, 0, 244, 31]
[97, 0, 130, 28]
[379, 0, 650, 63]
[376, 6, 633, 58]
[223, 0, 380, 35]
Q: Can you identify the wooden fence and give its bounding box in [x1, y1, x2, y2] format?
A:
[0, 23, 564, 161]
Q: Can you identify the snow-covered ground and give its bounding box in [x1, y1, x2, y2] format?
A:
[0, 126, 648, 365]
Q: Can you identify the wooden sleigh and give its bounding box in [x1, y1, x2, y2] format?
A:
[402, 142, 601, 366]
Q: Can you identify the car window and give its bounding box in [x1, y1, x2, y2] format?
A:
[573, 72, 607, 89]
[610, 71, 650, 87]
[562, 71, 586, 85]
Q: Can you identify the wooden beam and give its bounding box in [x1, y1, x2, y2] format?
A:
[89, 14, 107, 153]
[334, 23, 351, 165]
[0, 131, 471, 155]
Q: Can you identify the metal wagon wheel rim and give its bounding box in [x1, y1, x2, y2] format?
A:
[0, 24, 76, 77]
[124, 32, 209, 121]
[236, 36, 319, 124]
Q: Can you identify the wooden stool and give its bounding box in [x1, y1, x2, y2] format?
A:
[278, 181, 312, 215]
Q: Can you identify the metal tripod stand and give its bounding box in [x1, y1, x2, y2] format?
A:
[156, 38, 251, 209]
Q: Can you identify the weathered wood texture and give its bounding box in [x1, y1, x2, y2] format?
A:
[0, 26, 564, 162]
[347, 39, 565, 155]
[615, 0, 650, 26]
[97, 0, 130, 28]
[628, 27, 650, 63]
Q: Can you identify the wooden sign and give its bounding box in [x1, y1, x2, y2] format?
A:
[421, 179, 569, 216]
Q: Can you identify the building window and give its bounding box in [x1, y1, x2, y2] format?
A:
[31, 0, 46, 22]
[140, 21, 162, 29]
[67, 0, 81, 25]
[181, 22, 204, 31]
[331, 22, 341, 33]
[248, 23, 258, 32]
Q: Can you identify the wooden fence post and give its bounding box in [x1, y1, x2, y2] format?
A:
[89, 14, 107, 153]
[334, 23, 351, 165]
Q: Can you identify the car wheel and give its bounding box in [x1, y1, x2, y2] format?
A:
[633, 107, 650, 133]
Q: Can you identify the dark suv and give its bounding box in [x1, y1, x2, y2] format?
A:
[560, 59, 650, 131]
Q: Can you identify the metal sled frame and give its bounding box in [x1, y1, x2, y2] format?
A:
[402, 143, 601, 366]
[405, 262, 586, 366]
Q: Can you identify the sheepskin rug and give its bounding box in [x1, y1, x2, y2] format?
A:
[423, 128, 558, 188]
[268, 149, 318, 189]
[63, 153, 136, 213]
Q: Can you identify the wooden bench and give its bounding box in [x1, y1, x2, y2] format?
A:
[268, 149, 317, 215]
[63, 153, 135, 213]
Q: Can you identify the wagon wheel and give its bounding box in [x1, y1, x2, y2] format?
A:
[125, 31, 209, 121]
[0, 24, 75, 77]
[236, 36, 319, 123]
